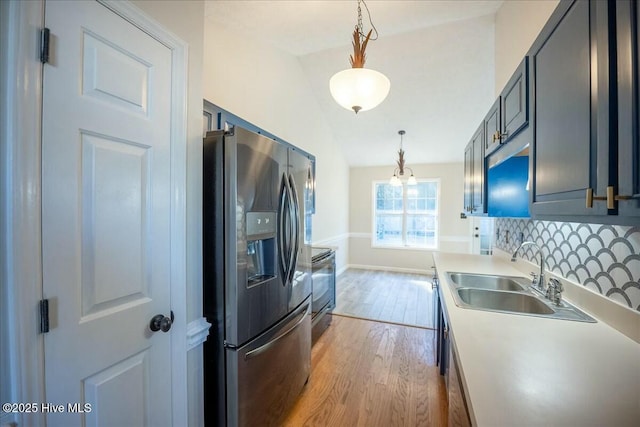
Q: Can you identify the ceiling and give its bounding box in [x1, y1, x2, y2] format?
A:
[205, 1, 504, 167]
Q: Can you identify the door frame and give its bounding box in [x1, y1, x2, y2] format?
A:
[0, 1, 189, 426]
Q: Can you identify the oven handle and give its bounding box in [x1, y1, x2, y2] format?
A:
[312, 251, 335, 266]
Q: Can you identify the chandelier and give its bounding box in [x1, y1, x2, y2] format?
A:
[329, 0, 390, 114]
[390, 130, 417, 186]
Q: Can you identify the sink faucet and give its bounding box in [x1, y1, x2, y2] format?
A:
[511, 241, 545, 291]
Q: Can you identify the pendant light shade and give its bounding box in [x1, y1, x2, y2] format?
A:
[330, 0, 389, 114]
[330, 68, 390, 114]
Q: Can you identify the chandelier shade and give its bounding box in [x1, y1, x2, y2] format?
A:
[389, 130, 417, 186]
[330, 68, 390, 114]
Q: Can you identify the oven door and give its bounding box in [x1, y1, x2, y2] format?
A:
[311, 253, 335, 318]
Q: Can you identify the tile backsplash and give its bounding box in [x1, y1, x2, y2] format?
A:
[494, 218, 640, 312]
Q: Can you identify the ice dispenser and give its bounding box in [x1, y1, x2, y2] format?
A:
[246, 211, 276, 286]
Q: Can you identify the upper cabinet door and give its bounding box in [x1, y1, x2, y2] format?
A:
[463, 122, 485, 215]
[483, 97, 501, 156]
[529, 0, 612, 218]
[501, 57, 529, 144]
[471, 122, 486, 214]
[463, 140, 473, 214]
[617, 0, 640, 218]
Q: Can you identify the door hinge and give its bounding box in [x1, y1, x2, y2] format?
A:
[40, 28, 50, 64]
[40, 299, 50, 333]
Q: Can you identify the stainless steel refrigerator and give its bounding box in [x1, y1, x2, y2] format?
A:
[203, 126, 313, 426]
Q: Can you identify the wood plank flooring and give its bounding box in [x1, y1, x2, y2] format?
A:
[282, 315, 447, 427]
[333, 269, 436, 329]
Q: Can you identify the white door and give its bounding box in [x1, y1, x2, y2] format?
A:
[42, 1, 173, 425]
[470, 216, 495, 255]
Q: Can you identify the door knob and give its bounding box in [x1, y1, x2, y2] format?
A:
[149, 313, 173, 332]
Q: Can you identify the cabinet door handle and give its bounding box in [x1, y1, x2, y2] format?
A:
[586, 187, 614, 209]
[499, 130, 507, 142]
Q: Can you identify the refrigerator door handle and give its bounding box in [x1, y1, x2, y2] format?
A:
[287, 174, 300, 284]
[243, 300, 310, 360]
[278, 174, 290, 282]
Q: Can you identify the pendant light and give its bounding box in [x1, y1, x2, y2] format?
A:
[329, 0, 390, 114]
[390, 130, 417, 186]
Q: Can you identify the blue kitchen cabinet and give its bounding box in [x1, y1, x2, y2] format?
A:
[529, 0, 614, 220]
[483, 98, 501, 156]
[485, 58, 529, 157]
[617, 0, 640, 219]
[500, 58, 529, 147]
[463, 122, 486, 215]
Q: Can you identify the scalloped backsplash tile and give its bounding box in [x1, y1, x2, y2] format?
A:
[494, 219, 640, 312]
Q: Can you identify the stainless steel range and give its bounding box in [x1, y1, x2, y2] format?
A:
[311, 247, 336, 342]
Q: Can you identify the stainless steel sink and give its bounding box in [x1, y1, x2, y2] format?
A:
[456, 288, 554, 314]
[448, 272, 528, 291]
[445, 271, 596, 322]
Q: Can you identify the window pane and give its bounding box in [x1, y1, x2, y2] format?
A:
[374, 214, 403, 245]
[376, 183, 403, 213]
[406, 214, 437, 248]
[426, 182, 437, 197]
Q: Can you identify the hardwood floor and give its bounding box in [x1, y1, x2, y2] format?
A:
[282, 315, 448, 427]
[333, 269, 436, 329]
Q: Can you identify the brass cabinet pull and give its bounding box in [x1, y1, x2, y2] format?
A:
[587, 186, 624, 209]
[586, 187, 607, 208]
[499, 130, 507, 142]
[606, 186, 614, 209]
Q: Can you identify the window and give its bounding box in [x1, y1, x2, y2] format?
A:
[373, 180, 439, 249]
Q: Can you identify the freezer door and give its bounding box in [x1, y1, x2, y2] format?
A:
[226, 298, 312, 427]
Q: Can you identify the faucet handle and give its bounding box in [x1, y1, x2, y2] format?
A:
[529, 272, 539, 286]
[547, 278, 564, 305]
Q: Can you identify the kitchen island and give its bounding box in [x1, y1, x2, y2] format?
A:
[433, 252, 640, 426]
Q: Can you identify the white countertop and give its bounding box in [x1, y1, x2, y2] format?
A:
[433, 252, 640, 427]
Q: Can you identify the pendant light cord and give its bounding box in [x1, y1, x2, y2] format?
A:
[356, 0, 379, 41]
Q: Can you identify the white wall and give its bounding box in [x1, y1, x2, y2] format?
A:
[202, 19, 351, 272]
[349, 163, 469, 273]
[494, 0, 559, 94]
[129, 1, 205, 426]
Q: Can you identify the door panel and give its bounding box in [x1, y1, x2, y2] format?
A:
[471, 124, 485, 213]
[463, 142, 472, 213]
[618, 0, 640, 217]
[83, 350, 149, 427]
[530, 0, 611, 217]
[42, 1, 173, 425]
[483, 98, 501, 156]
[502, 57, 529, 142]
[81, 132, 151, 316]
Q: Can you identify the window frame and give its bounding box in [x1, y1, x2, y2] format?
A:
[371, 178, 441, 250]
